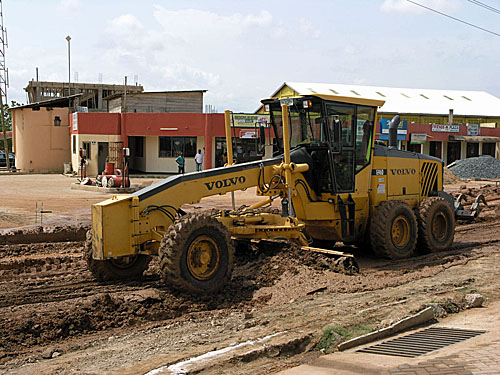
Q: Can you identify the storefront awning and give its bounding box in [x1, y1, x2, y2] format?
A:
[449, 135, 500, 142]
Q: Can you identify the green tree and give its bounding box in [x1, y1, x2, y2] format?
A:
[0, 100, 23, 151]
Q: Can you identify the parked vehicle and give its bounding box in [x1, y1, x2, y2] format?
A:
[0, 151, 14, 167]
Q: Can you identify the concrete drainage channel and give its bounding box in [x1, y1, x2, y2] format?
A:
[142, 308, 439, 375]
[144, 330, 317, 375]
[357, 327, 485, 358]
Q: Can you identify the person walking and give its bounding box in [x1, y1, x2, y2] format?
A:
[176, 153, 185, 174]
[195, 149, 204, 172]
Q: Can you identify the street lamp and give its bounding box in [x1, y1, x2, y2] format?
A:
[66, 35, 71, 96]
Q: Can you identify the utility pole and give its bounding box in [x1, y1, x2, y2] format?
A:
[66, 35, 71, 97]
[0, 91, 7, 169]
[0, 0, 9, 169]
[123, 76, 127, 113]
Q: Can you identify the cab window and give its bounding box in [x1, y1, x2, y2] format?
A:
[326, 104, 355, 192]
[356, 106, 376, 172]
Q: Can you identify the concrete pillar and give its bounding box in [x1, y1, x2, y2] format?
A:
[460, 141, 467, 160]
[98, 88, 103, 110]
[422, 141, 430, 156]
[479, 142, 483, 155]
[204, 114, 213, 169]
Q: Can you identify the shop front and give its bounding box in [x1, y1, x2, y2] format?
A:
[406, 122, 500, 165]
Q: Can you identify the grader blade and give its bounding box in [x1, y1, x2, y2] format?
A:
[301, 246, 360, 275]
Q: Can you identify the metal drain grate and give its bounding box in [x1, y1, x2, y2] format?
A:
[357, 327, 485, 358]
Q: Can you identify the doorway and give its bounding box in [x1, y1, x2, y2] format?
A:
[429, 141, 442, 159]
[446, 141, 461, 165]
[482, 143, 495, 157]
[466, 143, 479, 158]
[97, 142, 109, 175]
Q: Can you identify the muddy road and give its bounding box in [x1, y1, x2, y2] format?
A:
[0, 216, 499, 374]
[0, 174, 499, 374]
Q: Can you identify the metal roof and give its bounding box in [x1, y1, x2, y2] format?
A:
[276, 82, 500, 117]
[9, 94, 83, 110]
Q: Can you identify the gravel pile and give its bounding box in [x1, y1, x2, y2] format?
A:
[449, 156, 500, 179]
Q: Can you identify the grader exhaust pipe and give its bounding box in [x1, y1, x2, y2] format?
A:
[388, 115, 401, 149]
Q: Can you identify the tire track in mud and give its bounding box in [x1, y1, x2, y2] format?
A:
[0, 218, 499, 363]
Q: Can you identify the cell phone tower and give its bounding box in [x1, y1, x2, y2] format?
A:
[0, 0, 7, 102]
[0, 0, 9, 169]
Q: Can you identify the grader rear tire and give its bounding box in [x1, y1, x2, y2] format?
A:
[159, 213, 234, 294]
[370, 200, 418, 259]
[84, 230, 151, 281]
[417, 197, 455, 253]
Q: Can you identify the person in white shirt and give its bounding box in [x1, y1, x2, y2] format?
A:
[195, 148, 204, 171]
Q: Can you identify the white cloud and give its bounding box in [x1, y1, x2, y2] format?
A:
[298, 18, 321, 39]
[106, 14, 144, 36]
[57, 0, 81, 13]
[271, 23, 287, 39]
[152, 6, 273, 42]
[380, 0, 460, 14]
[152, 64, 220, 88]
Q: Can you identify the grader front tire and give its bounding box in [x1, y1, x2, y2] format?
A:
[417, 197, 455, 253]
[84, 230, 151, 281]
[159, 213, 234, 294]
[370, 200, 418, 259]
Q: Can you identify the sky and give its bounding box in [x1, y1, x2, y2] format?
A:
[3, 0, 500, 112]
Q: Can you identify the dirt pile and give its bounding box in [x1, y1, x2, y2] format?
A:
[0, 237, 344, 357]
[444, 167, 461, 184]
[0, 225, 89, 245]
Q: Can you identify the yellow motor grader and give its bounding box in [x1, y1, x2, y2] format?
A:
[86, 93, 482, 294]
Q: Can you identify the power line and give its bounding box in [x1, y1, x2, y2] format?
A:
[406, 0, 500, 37]
[467, 0, 500, 15]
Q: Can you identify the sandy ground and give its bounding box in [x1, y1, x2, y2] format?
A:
[0, 174, 273, 229]
[0, 173, 499, 375]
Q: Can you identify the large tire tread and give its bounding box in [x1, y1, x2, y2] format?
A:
[370, 200, 418, 259]
[417, 197, 455, 253]
[158, 213, 234, 294]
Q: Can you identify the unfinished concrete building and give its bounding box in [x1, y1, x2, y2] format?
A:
[24, 81, 144, 112]
[105, 90, 206, 113]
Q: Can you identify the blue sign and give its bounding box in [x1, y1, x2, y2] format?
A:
[379, 118, 408, 141]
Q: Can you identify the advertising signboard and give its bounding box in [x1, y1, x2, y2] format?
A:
[431, 124, 459, 132]
[410, 133, 427, 144]
[379, 118, 407, 140]
[232, 114, 270, 128]
[467, 123, 480, 136]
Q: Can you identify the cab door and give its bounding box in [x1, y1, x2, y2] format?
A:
[324, 102, 370, 241]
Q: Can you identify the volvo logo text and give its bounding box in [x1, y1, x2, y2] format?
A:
[390, 168, 416, 175]
[205, 176, 246, 190]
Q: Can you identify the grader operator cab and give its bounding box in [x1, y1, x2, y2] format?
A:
[86, 93, 480, 294]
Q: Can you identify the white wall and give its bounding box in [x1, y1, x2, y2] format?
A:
[71, 134, 121, 176]
[144, 136, 204, 173]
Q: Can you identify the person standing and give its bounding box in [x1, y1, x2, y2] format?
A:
[176, 152, 185, 174]
[195, 149, 204, 171]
